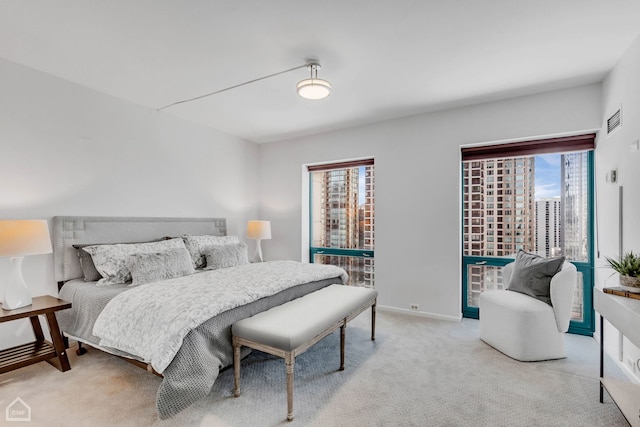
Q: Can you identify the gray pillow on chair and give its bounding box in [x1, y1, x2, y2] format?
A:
[507, 250, 565, 305]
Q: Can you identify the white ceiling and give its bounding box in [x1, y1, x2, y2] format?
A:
[1, 1, 639, 143]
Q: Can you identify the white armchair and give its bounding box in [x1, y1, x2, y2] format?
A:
[479, 261, 577, 361]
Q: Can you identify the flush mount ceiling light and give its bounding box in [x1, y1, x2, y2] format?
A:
[296, 63, 332, 100]
[158, 60, 331, 110]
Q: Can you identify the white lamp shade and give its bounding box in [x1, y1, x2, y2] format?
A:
[246, 220, 272, 240]
[0, 220, 53, 257]
[296, 78, 332, 100]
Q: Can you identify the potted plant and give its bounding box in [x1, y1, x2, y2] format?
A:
[606, 251, 640, 292]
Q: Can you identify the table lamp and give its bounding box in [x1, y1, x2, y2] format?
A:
[246, 220, 271, 263]
[0, 220, 53, 310]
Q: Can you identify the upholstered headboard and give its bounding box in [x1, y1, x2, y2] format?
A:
[52, 216, 227, 283]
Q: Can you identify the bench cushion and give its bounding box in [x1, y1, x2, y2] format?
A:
[233, 284, 377, 351]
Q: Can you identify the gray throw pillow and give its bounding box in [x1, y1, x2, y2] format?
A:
[507, 250, 565, 305]
[73, 244, 103, 282]
[73, 238, 169, 282]
[203, 242, 249, 270]
[126, 247, 195, 286]
[82, 238, 187, 285]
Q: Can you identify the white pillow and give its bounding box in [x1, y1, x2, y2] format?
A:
[82, 238, 186, 286]
[181, 234, 240, 269]
[203, 242, 249, 270]
[126, 247, 195, 286]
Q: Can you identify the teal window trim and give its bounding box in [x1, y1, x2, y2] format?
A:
[310, 247, 374, 261]
[569, 261, 593, 336]
[462, 257, 593, 336]
[461, 149, 596, 337]
[572, 149, 595, 336]
[308, 165, 375, 263]
[462, 256, 512, 319]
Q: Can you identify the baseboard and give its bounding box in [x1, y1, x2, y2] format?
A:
[593, 332, 640, 384]
[377, 305, 462, 322]
[618, 361, 640, 384]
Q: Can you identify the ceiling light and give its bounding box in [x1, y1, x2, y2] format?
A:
[158, 60, 331, 111]
[296, 63, 332, 100]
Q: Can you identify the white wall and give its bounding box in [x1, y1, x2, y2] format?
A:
[0, 58, 260, 347]
[258, 84, 602, 320]
[598, 33, 640, 378]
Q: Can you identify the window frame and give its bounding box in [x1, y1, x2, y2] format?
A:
[307, 159, 375, 286]
[461, 136, 595, 336]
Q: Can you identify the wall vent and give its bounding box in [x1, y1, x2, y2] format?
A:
[607, 107, 622, 135]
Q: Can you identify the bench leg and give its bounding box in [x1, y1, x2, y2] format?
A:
[233, 339, 241, 397]
[285, 352, 295, 421]
[371, 301, 376, 341]
[340, 320, 346, 371]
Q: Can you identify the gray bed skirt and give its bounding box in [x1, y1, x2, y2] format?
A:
[58, 277, 338, 419]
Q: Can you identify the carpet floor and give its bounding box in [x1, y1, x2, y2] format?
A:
[0, 311, 630, 426]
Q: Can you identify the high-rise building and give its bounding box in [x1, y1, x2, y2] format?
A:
[560, 152, 588, 320]
[561, 152, 588, 262]
[313, 166, 375, 287]
[463, 157, 535, 305]
[362, 166, 374, 286]
[535, 198, 562, 257]
[463, 157, 535, 257]
[321, 169, 359, 249]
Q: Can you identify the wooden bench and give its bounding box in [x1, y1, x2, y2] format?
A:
[232, 284, 378, 421]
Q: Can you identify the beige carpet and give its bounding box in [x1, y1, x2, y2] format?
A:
[0, 311, 629, 426]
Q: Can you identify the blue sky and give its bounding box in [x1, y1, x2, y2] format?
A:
[359, 166, 366, 205]
[357, 158, 559, 205]
[534, 154, 561, 199]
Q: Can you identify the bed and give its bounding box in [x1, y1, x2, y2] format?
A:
[52, 216, 347, 419]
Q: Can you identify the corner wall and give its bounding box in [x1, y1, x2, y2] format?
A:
[258, 85, 602, 320]
[598, 33, 640, 378]
[0, 58, 260, 347]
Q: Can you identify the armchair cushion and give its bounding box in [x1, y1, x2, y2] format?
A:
[549, 262, 577, 332]
[507, 250, 565, 305]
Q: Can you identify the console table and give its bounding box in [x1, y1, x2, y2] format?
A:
[595, 287, 640, 427]
[0, 295, 72, 374]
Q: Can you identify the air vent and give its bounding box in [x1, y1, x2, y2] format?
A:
[607, 107, 622, 135]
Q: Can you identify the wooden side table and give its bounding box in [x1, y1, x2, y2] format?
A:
[0, 295, 72, 374]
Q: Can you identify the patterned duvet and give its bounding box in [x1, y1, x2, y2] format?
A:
[58, 261, 347, 418]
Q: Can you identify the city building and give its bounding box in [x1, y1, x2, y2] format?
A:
[561, 152, 589, 320]
[535, 198, 562, 257]
[313, 166, 375, 287]
[463, 157, 535, 305]
[561, 152, 589, 262]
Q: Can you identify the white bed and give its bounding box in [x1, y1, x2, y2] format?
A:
[52, 216, 347, 418]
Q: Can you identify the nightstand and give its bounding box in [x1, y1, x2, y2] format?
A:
[0, 295, 72, 374]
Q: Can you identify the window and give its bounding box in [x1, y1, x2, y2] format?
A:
[308, 159, 374, 287]
[461, 134, 595, 335]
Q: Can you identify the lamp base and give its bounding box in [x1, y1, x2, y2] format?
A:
[252, 240, 264, 263]
[2, 257, 33, 311]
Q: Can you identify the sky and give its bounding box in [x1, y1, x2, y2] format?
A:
[534, 154, 561, 200]
[359, 166, 366, 205]
[356, 157, 560, 205]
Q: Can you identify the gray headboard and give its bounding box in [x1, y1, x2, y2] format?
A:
[52, 216, 227, 283]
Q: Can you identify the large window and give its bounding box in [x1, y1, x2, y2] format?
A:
[309, 159, 374, 287]
[461, 134, 595, 335]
